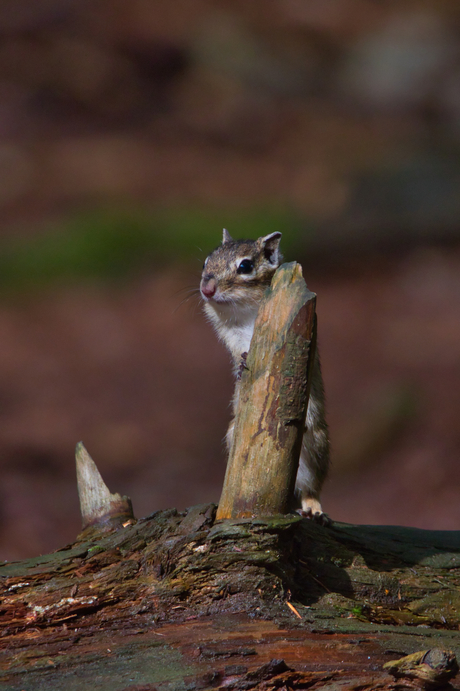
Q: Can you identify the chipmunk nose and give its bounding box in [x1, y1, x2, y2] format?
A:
[200, 275, 217, 299]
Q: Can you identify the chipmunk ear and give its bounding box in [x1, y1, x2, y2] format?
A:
[259, 232, 282, 266]
[222, 228, 233, 244]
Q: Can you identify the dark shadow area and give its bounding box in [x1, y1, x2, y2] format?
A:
[331, 522, 460, 569]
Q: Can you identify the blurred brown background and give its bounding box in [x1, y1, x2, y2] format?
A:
[1, 0, 460, 560]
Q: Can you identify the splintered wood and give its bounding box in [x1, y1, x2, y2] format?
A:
[216, 262, 316, 520]
[76, 441, 134, 531]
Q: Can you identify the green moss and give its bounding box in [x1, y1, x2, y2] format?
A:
[407, 591, 460, 626]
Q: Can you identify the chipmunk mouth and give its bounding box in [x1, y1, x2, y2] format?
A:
[200, 277, 250, 305]
[203, 292, 231, 304]
[201, 291, 242, 309]
[200, 280, 232, 304]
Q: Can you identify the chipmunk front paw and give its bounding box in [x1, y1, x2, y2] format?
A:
[237, 352, 248, 380]
[297, 498, 331, 526]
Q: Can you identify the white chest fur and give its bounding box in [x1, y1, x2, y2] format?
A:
[204, 301, 258, 365]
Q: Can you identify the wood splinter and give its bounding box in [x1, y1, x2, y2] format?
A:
[75, 441, 135, 531]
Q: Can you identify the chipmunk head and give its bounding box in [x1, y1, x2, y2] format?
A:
[200, 229, 282, 305]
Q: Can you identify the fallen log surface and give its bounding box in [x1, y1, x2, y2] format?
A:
[1, 504, 460, 690]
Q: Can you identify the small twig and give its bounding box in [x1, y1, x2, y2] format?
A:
[286, 601, 302, 619]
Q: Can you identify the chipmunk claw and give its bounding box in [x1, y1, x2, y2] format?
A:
[237, 352, 249, 380]
[297, 507, 331, 526]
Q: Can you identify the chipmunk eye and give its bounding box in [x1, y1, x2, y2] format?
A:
[237, 259, 254, 274]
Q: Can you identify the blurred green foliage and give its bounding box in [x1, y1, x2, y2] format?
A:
[0, 206, 302, 291]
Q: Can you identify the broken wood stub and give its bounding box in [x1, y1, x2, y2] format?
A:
[75, 441, 134, 531]
[216, 262, 316, 520]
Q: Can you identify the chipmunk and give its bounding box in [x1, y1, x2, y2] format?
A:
[200, 229, 330, 521]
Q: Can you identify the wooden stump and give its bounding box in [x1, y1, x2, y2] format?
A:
[217, 262, 316, 519]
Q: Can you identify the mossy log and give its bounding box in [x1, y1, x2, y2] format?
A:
[1, 264, 459, 690]
[1, 505, 460, 690]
